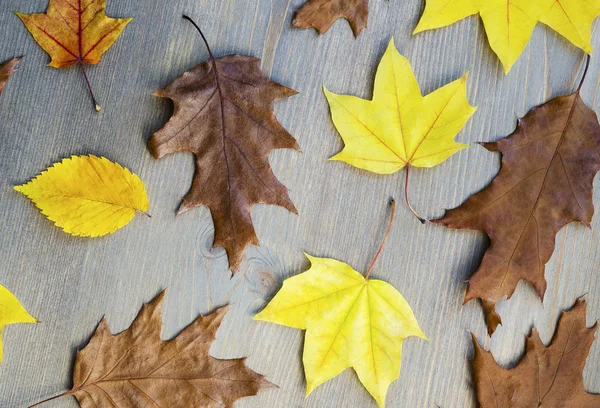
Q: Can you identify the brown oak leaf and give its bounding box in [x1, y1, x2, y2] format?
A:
[471, 299, 600, 407]
[30, 292, 275, 408]
[0, 58, 21, 96]
[434, 83, 600, 334]
[149, 18, 299, 274]
[293, 0, 369, 36]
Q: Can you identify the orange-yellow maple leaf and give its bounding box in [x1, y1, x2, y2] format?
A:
[16, 0, 132, 110]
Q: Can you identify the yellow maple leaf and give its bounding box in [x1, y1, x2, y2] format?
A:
[16, 0, 132, 110]
[414, 0, 600, 74]
[15, 155, 149, 237]
[325, 39, 476, 220]
[541, 0, 600, 54]
[255, 202, 426, 407]
[0, 284, 37, 363]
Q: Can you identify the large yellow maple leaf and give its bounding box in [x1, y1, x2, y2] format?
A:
[414, 0, 600, 74]
[325, 39, 476, 220]
[0, 284, 37, 363]
[255, 202, 426, 407]
[15, 155, 149, 237]
[255, 255, 426, 407]
[16, 0, 132, 110]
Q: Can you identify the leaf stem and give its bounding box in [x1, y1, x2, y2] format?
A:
[365, 199, 396, 280]
[183, 15, 217, 64]
[182, 16, 221, 102]
[79, 62, 101, 111]
[182, 15, 232, 223]
[405, 166, 425, 224]
[28, 390, 72, 407]
[577, 54, 591, 92]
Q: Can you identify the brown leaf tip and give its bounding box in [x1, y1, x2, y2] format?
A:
[0, 57, 23, 95]
[260, 376, 279, 390]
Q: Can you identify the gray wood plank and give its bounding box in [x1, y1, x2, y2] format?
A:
[0, 0, 598, 407]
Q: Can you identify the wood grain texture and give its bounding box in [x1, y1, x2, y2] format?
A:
[0, 0, 598, 407]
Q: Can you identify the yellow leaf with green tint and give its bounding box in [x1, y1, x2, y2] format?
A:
[414, 0, 600, 74]
[255, 251, 426, 407]
[0, 284, 37, 363]
[324, 39, 476, 220]
[15, 155, 149, 237]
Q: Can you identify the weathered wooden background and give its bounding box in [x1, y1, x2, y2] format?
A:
[1, 1, 599, 407]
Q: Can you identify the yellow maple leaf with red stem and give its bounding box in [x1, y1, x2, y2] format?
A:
[325, 39, 477, 222]
[256, 200, 426, 407]
[16, 0, 132, 111]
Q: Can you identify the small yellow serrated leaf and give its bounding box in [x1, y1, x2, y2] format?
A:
[0, 284, 37, 363]
[15, 155, 149, 237]
[255, 255, 426, 407]
[325, 39, 476, 174]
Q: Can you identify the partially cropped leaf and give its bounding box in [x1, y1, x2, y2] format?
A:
[0, 58, 21, 96]
[0, 283, 37, 364]
[255, 254, 426, 407]
[540, 0, 600, 54]
[325, 39, 476, 219]
[16, 155, 149, 237]
[414, 0, 600, 73]
[31, 292, 275, 408]
[434, 89, 600, 334]
[16, 0, 132, 110]
[150, 20, 299, 274]
[471, 299, 599, 407]
[293, 0, 369, 36]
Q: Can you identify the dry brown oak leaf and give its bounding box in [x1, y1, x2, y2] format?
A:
[0, 58, 21, 96]
[149, 19, 299, 274]
[30, 292, 275, 408]
[471, 299, 600, 407]
[434, 77, 600, 335]
[294, 0, 370, 36]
